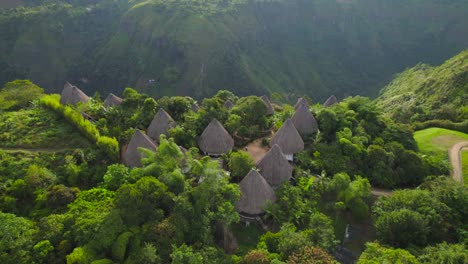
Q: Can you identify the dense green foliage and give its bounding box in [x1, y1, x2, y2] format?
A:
[377, 50, 468, 124]
[1, 1, 467, 99]
[39, 94, 119, 161]
[296, 97, 439, 188]
[0, 80, 44, 110]
[0, 79, 466, 263]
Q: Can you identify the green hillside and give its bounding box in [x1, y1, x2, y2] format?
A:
[376, 50, 468, 123]
[1, 0, 467, 100]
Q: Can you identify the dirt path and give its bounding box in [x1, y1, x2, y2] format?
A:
[371, 187, 393, 197]
[245, 138, 269, 163]
[0, 147, 75, 153]
[449, 141, 468, 185]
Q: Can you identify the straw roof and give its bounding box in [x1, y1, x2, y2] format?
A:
[124, 129, 157, 167]
[104, 93, 123, 107]
[60, 82, 90, 106]
[269, 119, 304, 154]
[257, 144, 292, 187]
[323, 95, 338, 107]
[261, 95, 274, 115]
[294, 97, 309, 110]
[147, 108, 177, 142]
[224, 99, 234, 110]
[291, 103, 318, 135]
[198, 119, 234, 155]
[191, 103, 200, 112]
[236, 169, 276, 215]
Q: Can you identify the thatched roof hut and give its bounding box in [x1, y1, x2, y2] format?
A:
[236, 169, 276, 215]
[191, 103, 200, 112]
[291, 103, 318, 135]
[269, 119, 304, 156]
[261, 95, 274, 115]
[323, 95, 338, 107]
[147, 108, 177, 142]
[257, 144, 292, 187]
[224, 99, 234, 110]
[60, 82, 90, 106]
[104, 93, 123, 107]
[124, 129, 157, 167]
[294, 97, 309, 110]
[198, 119, 234, 156]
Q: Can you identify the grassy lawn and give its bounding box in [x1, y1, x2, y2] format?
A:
[414, 127, 468, 159]
[0, 105, 90, 149]
[414, 127, 468, 184]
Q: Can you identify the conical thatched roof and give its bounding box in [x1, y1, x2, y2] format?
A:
[60, 82, 90, 106]
[191, 103, 200, 112]
[198, 119, 234, 155]
[291, 103, 318, 135]
[224, 99, 234, 110]
[257, 144, 292, 187]
[323, 95, 338, 107]
[104, 93, 123, 107]
[236, 169, 276, 215]
[269, 119, 304, 154]
[294, 97, 309, 110]
[124, 130, 157, 167]
[147, 108, 177, 142]
[261, 95, 274, 115]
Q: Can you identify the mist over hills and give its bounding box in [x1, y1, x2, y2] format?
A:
[1, 0, 467, 100]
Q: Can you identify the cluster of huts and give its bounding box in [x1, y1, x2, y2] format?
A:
[59, 82, 338, 218]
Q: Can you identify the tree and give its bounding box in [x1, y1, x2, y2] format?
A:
[115, 177, 174, 226]
[0, 80, 44, 110]
[418, 243, 467, 264]
[66, 188, 124, 251]
[0, 212, 38, 264]
[228, 151, 255, 182]
[101, 164, 130, 191]
[173, 158, 240, 244]
[373, 189, 451, 246]
[375, 209, 428, 247]
[156, 96, 194, 121]
[230, 96, 269, 138]
[171, 244, 203, 264]
[286, 246, 336, 264]
[358, 243, 419, 264]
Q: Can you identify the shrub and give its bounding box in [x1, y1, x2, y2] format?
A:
[112, 231, 133, 262]
[39, 95, 120, 159]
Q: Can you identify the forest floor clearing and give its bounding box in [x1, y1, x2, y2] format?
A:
[245, 138, 269, 163]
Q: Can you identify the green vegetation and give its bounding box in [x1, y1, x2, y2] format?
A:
[1, 1, 467, 100]
[377, 50, 468, 124]
[0, 79, 466, 263]
[39, 94, 119, 161]
[414, 128, 468, 155]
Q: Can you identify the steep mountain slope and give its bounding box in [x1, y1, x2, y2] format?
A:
[1, 0, 467, 100]
[376, 50, 468, 123]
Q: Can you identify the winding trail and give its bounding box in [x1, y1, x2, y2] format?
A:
[0, 147, 75, 153]
[448, 141, 468, 185]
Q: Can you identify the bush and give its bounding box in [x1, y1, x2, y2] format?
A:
[413, 119, 468, 133]
[40, 95, 120, 159]
[112, 231, 133, 262]
[0, 80, 44, 110]
[228, 151, 255, 182]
